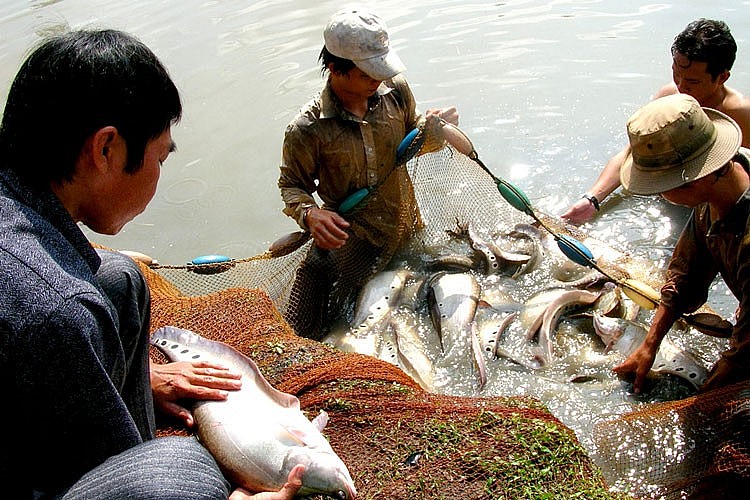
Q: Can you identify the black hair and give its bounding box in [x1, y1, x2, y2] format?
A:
[0, 29, 182, 185]
[319, 46, 356, 76]
[671, 19, 737, 80]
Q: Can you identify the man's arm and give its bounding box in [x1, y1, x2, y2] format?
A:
[561, 145, 630, 224]
[562, 83, 679, 224]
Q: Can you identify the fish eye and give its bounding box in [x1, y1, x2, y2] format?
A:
[335, 491, 346, 500]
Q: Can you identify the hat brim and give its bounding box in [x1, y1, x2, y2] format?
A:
[354, 49, 406, 81]
[620, 108, 742, 195]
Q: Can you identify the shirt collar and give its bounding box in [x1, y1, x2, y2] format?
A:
[0, 168, 101, 272]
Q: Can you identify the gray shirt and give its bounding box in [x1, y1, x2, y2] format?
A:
[0, 169, 142, 497]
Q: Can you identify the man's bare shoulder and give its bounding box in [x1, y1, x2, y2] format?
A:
[722, 87, 750, 146]
[723, 86, 750, 112]
[652, 83, 679, 100]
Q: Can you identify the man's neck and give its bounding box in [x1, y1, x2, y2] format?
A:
[329, 80, 369, 119]
[709, 160, 750, 221]
[700, 85, 728, 110]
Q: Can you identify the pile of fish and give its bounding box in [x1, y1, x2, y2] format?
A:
[323, 220, 713, 396]
[151, 326, 357, 499]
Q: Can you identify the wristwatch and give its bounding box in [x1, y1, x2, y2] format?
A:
[582, 194, 600, 212]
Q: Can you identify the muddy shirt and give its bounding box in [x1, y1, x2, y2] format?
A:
[279, 74, 420, 248]
[0, 169, 142, 497]
[660, 148, 750, 386]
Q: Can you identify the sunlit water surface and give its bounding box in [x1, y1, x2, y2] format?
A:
[2, 0, 748, 488]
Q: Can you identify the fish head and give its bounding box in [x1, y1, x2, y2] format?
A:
[284, 448, 357, 499]
[593, 282, 621, 317]
[591, 311, 624, 352]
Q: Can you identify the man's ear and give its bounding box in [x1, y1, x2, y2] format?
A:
[89, 126, 123, 171]
[717, 70, 730, 86]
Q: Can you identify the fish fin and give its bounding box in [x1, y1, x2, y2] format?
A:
[280, 423, 315, 446]
[524, 312, 543, 342]
[492, 311, 518, 354]
[494, 346, 539, 371]
[683, 312, 733, 338]
[311, 410, 329, 431]
[531, 345, 548, 367]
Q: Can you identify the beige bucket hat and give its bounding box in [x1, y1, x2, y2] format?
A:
[620, 93, 742, 195]
[323, 8, 406, 81]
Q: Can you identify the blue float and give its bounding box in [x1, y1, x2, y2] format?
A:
[190, 254, 231, 265]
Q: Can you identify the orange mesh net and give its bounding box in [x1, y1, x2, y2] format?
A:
[593, 381, 750, 499]
[142, 263, 618, 499]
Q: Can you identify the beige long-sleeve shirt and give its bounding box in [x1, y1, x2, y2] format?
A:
[279, 74, 420, 248]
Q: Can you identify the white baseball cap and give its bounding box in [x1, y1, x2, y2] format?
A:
[323, 8, 406, 80]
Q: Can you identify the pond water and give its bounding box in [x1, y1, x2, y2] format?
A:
[2, 0, 748, 491]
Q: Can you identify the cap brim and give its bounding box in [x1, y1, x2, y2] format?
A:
[354, 49, 406, 81]
[621, 108, 742, 195]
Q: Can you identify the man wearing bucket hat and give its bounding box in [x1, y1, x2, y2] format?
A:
[562, 18, 750, 225]
[278, 7, 459, 339]
[613, 93, 750, 393]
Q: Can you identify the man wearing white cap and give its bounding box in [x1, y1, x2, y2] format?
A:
[613, 93, 750, 393]
[279, 7, 459, 339]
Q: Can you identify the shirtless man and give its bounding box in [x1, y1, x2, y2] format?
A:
[562, 18, 750, 225]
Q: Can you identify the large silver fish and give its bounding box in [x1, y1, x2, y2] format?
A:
[592, 312, 709, 389]
[467, 222, 530, 276]
[532, 289, 601, 366]
[325, 270, 412, 358]
[506, 223, 545, 277]
[427, 272, 487, 390]
[390, 309, 437, 391]
[151, 326, 357, 499]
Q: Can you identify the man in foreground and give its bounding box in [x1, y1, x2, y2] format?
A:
[612, 93, 750, 394]
[0, 29, 302, 499]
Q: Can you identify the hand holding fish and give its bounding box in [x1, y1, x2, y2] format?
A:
[307, 207, 350, 250]
[612, 343, 658, 394]
[150, 361, 243, 427]
[612, 305, 678, 393]
[229, 465, 305, 500]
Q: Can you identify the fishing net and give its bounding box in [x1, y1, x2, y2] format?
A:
[149, 124, 663, 313]
[143, 263, 616, 499]
[593, 381, 750, 499]
[135, 122, 749, 498]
